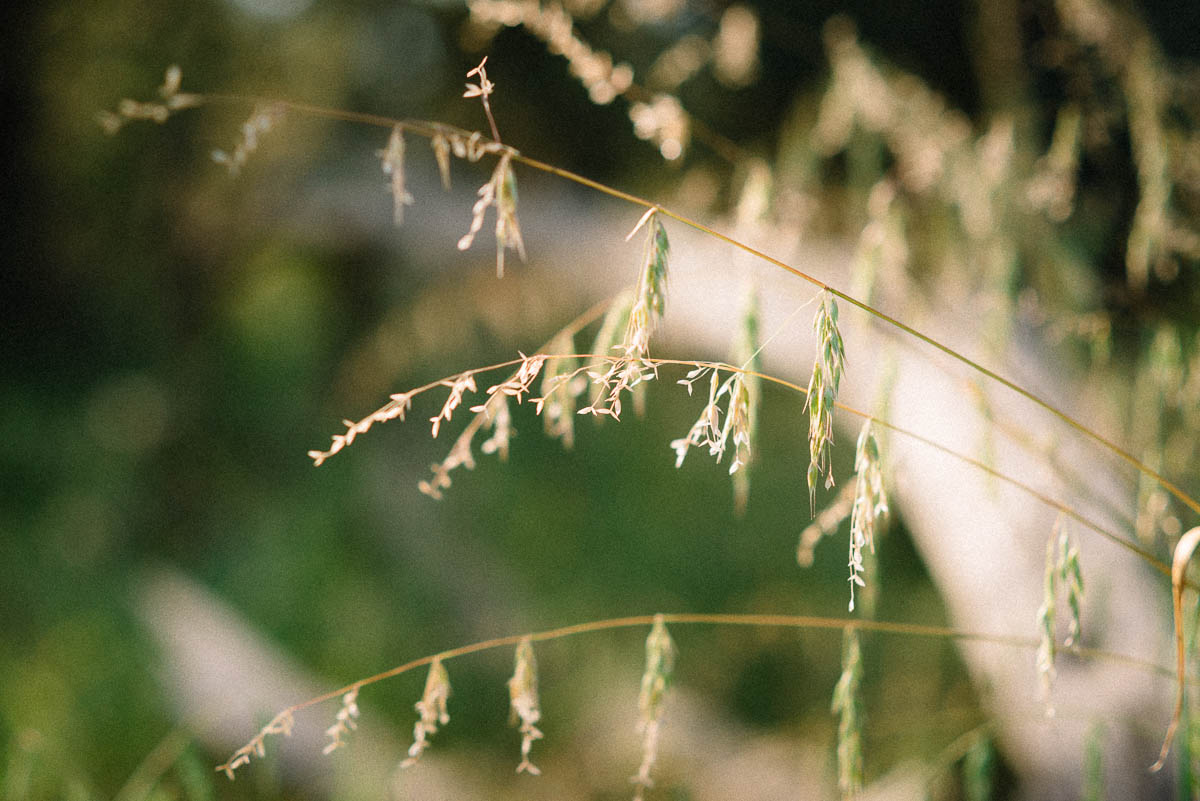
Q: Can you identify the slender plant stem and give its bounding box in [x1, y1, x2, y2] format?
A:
[216, 610, 1183, 777]
[320, 351, 1171, 577]
[190, 94, 1199, 518]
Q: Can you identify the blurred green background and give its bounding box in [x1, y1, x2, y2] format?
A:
[3, 1, 1197, 799]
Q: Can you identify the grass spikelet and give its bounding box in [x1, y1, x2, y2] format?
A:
[215, 710, 295, 780]
[1059, 526, 1084, 647]
[211, 103, 285, 176]
[624, 208, 670, 360]
[847, 420, 887, 613]
[668, 363, 752, 496]
[321, 688, 360, 755]
[431, 130, 453, 189]
[537, 332, 581, 447]
[402, 657, 451, 768]
[805, 291, 845, 509]
[831, 627, 863, 799]
[96, 65, 202, 134]
[430, 373, 479, 438]
[457, 152, 526, 277]
[1035, 528, 1059, 707]
[477, 394, 513, 460]
[309, 392, 413, 466]
[1036, 516, 1085, 709]
[463, 57, 502, 143]
[732, 284, 761, 514]
[379, 125, 413, 225]
[579, 212, 669, 418]
[633, 614, 675, 801]
[507, 637, 544, 775]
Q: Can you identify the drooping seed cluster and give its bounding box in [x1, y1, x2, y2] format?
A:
[805, 292, 845, 508]
[508, 637, 544, 775]
[402, 657, 451, 768]
[96, 65, 202, 135]
[321, 688, 360, 755]
[1035, 516, 1085, 709]
[847, 420, 888, 612]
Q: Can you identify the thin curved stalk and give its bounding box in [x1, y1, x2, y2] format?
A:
[185, 93, 1199, 518]
[217, 611, 1183, 778]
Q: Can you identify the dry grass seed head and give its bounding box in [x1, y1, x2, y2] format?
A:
[380, 125, 414, 225]
[508, 637, 544, 775]
[211, 103, 285, 176]
[402, 657, 451, 768]
[321, 688, 360, 755]
[805, 292, 846, 509]
[633, 614, 675, 801]
[457, 152, 526, 277]
[537, 333, 582, 448]
[847, 419, 887, 612]
[578, 214, 669, 419]
[97, 65, 201, 135]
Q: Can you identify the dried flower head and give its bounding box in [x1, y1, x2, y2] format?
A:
[508, 637, 544, 775]
[805, 292, 846, 509]
[402, 657, 451, 768]
[633, 614, 675, 801]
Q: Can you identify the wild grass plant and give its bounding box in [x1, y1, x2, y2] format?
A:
[95, 1, 1200, 797]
